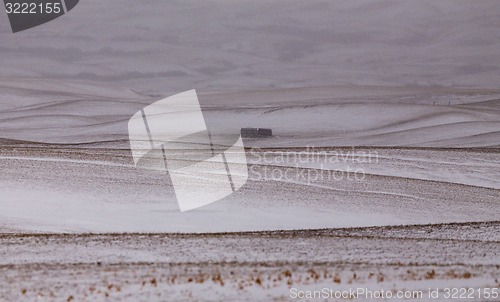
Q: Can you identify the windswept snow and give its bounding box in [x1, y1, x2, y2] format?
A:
[0, 80, 499, 233]
[1, 1, 499, 300]
[0, 145, 498, 233]
[1, 79, 500, 147]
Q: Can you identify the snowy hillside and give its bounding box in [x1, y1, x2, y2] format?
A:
[1, 0, 500, 93]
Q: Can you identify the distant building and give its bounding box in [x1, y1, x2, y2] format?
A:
[241, 128, 273, 138]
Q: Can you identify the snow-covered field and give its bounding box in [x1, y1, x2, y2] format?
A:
[0, 222, 498, 301]
[1, 1, 499, 299]
[0, 80, 498, 300]
[0, 79, 499, 233]
[1, 145, 499, 233]
[1, 78, 500, 148]
[0, 75, 497, 302]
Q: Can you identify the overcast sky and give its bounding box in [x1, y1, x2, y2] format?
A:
[1, 0, 499, 93]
